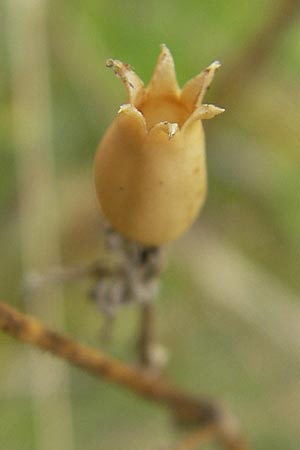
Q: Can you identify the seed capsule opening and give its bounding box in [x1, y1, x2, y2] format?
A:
[137, 96, 189, 130]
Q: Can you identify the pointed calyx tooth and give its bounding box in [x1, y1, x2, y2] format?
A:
[106, 58, 144, 106]
[196, 104, 225, 119]
[117, 104, 147, 132]
[181, 61, 221, 110]
[118, 104, 146, 123]
[182, 104, 225, 130]
[146, 44, 180, 98]
[148, 121, 179, 139]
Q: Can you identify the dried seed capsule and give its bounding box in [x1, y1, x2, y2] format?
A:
[94, 45, 224, 246]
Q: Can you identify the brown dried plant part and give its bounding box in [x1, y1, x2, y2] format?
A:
[94, 45, 224, 246]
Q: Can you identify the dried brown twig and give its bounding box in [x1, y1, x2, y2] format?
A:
[0, 301, 250, 450]
[172, 424, 217, 450]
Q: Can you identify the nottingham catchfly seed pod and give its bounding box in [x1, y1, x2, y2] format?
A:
[94, 44, 224, 246]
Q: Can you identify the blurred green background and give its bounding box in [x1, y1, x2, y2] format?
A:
[0, 0, 300, 449]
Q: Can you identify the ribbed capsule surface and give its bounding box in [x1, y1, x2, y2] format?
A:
[94, 45, 224, 246]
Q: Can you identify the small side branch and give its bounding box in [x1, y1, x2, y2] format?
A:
[0, 301, 251, 450]
[23, 261, 120, 295]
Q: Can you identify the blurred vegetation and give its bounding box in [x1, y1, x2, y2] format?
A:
[0, 0, 300, 449]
